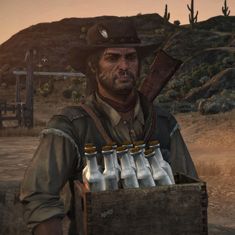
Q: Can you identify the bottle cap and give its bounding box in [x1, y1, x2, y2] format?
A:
[133, 140, 145, 146]
[84, 143, 95, 151]
[102, 145, 114, 152]
[107, 142, 117, 149]
[144, 148, 155, 158]
[116, 146, 128, 153]
[149, 140, 160, 147]
[85, 146, 97, 154]
[130, 147, 141, 154]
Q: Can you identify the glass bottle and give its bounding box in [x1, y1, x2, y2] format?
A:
[133, 140, 151, 170]
[122, 141, 136, 171]
[116, 146, 139, 189]
[102, 146, 119, 191]
[149, 140, 175, 184]
[145, 148, 172, 185]
[130, 147, 155, 188]
[107, 142, 121, 181]
[83, 146, 105, 192]
[82, 143, 95, 182]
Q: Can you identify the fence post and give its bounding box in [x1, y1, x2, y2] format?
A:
[24, 49, 35, 128]
[0, 108, 2, 129]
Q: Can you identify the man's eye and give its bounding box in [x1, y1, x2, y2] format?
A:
[105, 55, 119, 62]
[126, 54, 137, 61]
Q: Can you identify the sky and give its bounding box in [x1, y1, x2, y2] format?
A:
[0, 0, 234, 45]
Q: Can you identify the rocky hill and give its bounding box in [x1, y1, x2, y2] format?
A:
[0, 14, 234, 115]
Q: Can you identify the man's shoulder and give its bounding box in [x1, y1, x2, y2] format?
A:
[57, 105, 88, 122]
[153, 105, 175, 120]
[153, 104, 178, 130]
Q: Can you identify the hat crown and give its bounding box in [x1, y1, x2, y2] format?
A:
[86, 20, 141, 45]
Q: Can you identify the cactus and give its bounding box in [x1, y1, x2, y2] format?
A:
[163, 4, 170, 24]
[187, 0, 198, 29]
[222, 0, 230, 16]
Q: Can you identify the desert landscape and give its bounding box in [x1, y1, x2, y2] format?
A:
[0, 10, 234, 235]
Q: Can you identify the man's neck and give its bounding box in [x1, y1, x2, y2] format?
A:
[97, 88, 138, 113]
[98, 86, 135, 104]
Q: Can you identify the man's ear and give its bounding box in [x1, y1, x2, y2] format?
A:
[88, 61, 97, 74]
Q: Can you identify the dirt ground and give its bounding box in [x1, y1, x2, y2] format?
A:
[0, 84, 235, 234]
[177, 111, 235, 234]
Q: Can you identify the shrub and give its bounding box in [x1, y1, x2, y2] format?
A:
[63, 89, 72, 99]
[173, 20, 181, 26]
[207, 63, 221, 77]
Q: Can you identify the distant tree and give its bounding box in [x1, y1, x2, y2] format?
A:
[174, 20, 181, 26]
[187, 0, 198, 29]
[163, 4, 170, 24]
[222, 0, 230, 16]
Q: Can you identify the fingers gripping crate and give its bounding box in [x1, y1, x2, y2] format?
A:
[74, 173, 208, 235]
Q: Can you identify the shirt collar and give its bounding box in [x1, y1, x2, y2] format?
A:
[95, 93, 144, 127]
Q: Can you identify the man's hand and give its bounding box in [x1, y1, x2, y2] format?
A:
[33, 218, 63, 235]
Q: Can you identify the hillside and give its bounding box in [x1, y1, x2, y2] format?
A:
[0, 14, 234, 114]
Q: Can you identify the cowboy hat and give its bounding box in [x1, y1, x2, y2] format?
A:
[69, 19, 160, 73]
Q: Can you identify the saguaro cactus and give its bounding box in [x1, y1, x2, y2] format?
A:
[187, 0, 198, 29]
[222, 0, 230, 16]
[164, 4, 170, 23]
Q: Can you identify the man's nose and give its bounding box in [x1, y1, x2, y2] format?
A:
[118, 57, 129, 70]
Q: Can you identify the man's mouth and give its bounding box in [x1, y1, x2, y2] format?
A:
[117, 75, 132, 82]
[116, 71, 134, 82]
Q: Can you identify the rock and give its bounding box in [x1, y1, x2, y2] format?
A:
[202, 101, 221, 114]
[198, 93, 235, 115]
[174, 102, 196, 113]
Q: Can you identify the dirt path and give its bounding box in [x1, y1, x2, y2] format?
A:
[176, 111, 235, 234]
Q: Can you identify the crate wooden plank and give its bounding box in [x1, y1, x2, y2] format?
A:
[74, 173, 208, 235]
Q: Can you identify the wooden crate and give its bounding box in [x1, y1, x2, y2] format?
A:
[74, 173, 208, 235]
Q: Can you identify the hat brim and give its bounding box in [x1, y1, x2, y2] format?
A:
[68, 43, 161, 74]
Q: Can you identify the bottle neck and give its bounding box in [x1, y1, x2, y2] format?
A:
[86, 154, 99, 172]
[120, 152, 132, 169]
[154, 146, 164, 161]
[134, 152, 146, 170]
[103, 153, 115, 171]
[148, 154, 161, 169]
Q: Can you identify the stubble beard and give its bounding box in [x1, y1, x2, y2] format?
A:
[97, 70, 137, 96]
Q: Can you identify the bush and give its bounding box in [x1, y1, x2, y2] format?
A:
[80, 26, 87, 33]
[222, 56, 234, 67]
[38, 81, 54, 97]
[173, 20, 181, 26]
[166, 89, 179, 99]
[207, 63, 221, 77]
[63, 89, 72, 99]
[72, 90, 81, 103]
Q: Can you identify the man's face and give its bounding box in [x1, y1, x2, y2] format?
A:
[97, 48, 139, 95]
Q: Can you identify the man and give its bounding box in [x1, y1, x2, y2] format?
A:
[20, 19, 198, 235]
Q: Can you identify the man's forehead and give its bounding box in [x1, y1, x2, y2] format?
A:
[103, 48, 137, 55]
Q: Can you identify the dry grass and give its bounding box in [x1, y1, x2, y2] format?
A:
[0, 118, 45, 137]
[195, 161, 222, 177]
[0, 126, 43, 137]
